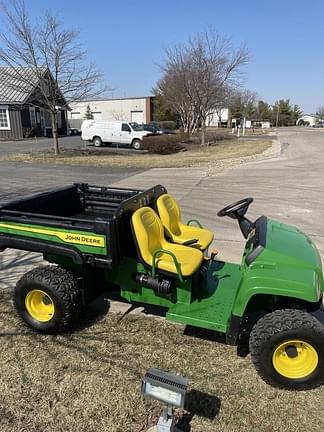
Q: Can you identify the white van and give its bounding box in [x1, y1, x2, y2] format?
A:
[81, 120, 151, 150]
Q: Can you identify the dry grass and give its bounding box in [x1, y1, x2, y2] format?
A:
[0, 139, 272, 169]
[0, 288, 323, 432]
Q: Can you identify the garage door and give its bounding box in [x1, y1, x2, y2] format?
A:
[131, 111, 144, 123]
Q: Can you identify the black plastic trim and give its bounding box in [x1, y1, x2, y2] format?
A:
[226, 314, 242, 345]
[245, 216, 267, 265]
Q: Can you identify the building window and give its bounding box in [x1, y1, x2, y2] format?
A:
[0, 106, 10, 130]
[29, 107, 36, 127]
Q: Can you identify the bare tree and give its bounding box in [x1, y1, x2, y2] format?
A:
[228, 89, 258, 120]
[0, 0, 107, 154]
[154, 53, 198, 135]
[156, 30, 249, 144]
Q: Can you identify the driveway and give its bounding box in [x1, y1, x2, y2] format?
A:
[112, 127, 324, 263]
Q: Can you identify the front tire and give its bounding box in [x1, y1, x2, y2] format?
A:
[14, 265, 82, 334]
[132, 139, 141, 150]
[249, 309, 324, 390]
[93, 136, 103, 147]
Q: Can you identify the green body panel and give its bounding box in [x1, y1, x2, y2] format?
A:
[166, 260, 242, 332]
[107, 259, 192, 308]
[232, 219, 324, 317]
[113, 218, 323, 334]
[0, 220, 107, 255]
[111, 258, 241, 333]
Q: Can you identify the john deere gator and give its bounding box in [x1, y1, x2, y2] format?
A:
[0, 183, 323, 390]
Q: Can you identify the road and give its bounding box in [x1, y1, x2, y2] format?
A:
[0, 161, 143, 204]
[0, 135, 144, 203]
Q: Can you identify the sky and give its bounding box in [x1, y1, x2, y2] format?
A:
[9, 0, 324, 113]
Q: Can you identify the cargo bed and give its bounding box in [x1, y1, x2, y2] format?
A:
[0, 183, 167, 268]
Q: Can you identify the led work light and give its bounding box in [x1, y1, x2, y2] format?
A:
[142, 368, 188, 432]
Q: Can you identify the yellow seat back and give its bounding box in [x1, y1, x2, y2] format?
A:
[157, 193, 214, 251]
[156, 193, 182, 237]
[132, 206, 164, 266]
[132, 206, 204, 276]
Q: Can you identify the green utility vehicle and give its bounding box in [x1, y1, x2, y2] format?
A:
[0, 183, 324, 390]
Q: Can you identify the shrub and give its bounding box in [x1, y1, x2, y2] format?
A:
[142, 134, 184, 154]
[188, 130, 234, 145]
[23, 127, 36, 138]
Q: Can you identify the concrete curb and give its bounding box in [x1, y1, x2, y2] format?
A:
[111, 135, 282, 189]
[204, 137, 282, 177]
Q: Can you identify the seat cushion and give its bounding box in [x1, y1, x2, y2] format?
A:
[158, 240, 203, 276]
[176, 223, 214, 250]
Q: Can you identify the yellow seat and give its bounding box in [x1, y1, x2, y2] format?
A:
[156, 194, 214, 251]
[131, 207, 203, 277]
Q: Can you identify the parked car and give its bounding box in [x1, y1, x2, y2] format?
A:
[69, 127, 81, 135]
[81, 120, 151, 150]
[128, 122, 163, 135]
[143, 124, 163, 135]
[68, 119, 83, 135]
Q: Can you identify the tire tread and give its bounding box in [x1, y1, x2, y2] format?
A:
[14, 265, 82, 333]
[249, 309, 324, 389]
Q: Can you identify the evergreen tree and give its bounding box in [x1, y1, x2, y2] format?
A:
[152, 94, 179, 122]
[84, 104, 94, 119]
[272, 100, 303, 126]
[256, 101, 272, 121]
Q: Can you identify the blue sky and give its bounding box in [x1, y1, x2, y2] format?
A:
[19, 0, 324, 113]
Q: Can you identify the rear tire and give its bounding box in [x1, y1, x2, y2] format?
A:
[249, 309, 324, 390]
[93, 136, 103, 147]
[132, 139, 141, 150]
[14, 265, 82, 334]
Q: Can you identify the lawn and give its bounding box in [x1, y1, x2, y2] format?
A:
[0, 138, 272, 169]
[0, 284, 324, 432]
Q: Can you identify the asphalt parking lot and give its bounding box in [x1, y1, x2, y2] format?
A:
[0, 135, 146, 203]
[0, 135, 141, 156]
[0, 161, 144, 204]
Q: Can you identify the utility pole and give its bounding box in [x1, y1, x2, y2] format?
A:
[276, 105, 280, 127]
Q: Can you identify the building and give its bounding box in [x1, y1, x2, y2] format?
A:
[68, 96, 154, 128]
[0, 67, 68, 141]
[205, 108, 231, 127]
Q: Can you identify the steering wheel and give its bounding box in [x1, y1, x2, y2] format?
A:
[217, 197, 253, 219]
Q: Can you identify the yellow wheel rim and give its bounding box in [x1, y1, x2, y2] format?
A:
[25, 289, 55, 322]
[273, 339, 318, 379]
